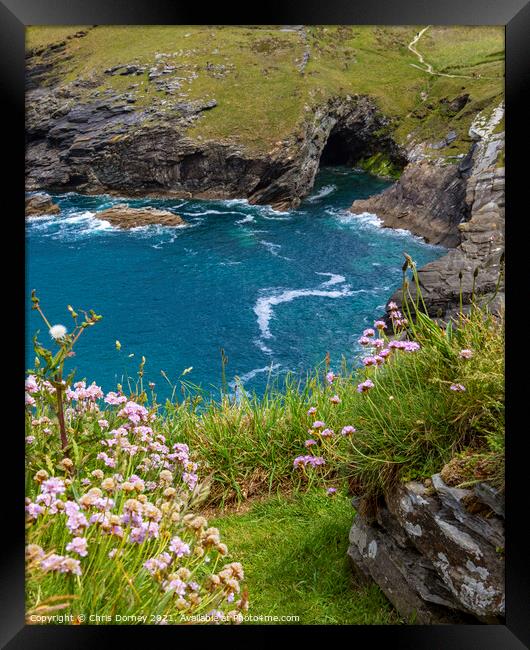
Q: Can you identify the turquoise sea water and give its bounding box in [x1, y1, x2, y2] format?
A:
[25, 167, 445, 399]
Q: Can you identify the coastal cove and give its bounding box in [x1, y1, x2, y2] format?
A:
[26, 167, 444, 399]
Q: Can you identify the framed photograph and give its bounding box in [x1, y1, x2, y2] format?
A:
[4, 0, 527, 646]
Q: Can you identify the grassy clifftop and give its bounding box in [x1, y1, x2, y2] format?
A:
[26, 25, 503, 155]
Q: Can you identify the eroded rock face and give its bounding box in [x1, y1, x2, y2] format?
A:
[348, 474, 505, 624]
[376, 105, 505, 320]
[95, 205, 186, 229]
[25, 193, 60, 217]
[349, 161, 467, 247]
[25, 37, 403, 212]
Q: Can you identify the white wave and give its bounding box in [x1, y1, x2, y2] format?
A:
[222, 198, 251, 207]
[229, 363, 281, 387]
[338, 210, 383, 229]
[25, 214, 58, 223]
[261, 214, 292, 221]
[307, 184, 337, 202]
[60, 211, 114, 233]
[188, 209, 246, 217]
[254, 283, 357, 342]
[253, 337, 273, 355]
[259, 240, 282, 256]
[236, 214, 255, 224]
[259, 240, 292, 261]
[315, 272, 346, 287]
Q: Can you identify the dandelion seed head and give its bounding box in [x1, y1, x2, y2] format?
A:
[49, 324, 67, 340]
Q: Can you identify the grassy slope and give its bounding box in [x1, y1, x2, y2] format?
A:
[26, 25, 503, 155]
[212, 490, 400, 624]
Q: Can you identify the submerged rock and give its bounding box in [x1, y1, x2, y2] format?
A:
[95, 205, 186, 229]
[25, 193, 60, 217]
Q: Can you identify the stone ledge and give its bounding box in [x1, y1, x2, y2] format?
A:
[347, 474, 505, 624]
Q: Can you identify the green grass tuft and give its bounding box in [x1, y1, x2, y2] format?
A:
[211, 490, 401, 624]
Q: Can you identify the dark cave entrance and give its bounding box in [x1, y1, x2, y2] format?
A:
[319, 131, 363, 167]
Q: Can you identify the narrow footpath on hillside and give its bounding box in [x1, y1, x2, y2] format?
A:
[408, 26, 481, 80]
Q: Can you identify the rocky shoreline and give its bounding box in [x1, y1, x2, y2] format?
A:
[25, 31, 504, 321]
[350, 105, 505, 320]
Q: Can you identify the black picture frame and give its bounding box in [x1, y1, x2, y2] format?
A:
[5, 1, 528, 647]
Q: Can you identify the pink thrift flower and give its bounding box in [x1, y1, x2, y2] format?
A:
[357, 379, 375, 393]
[326, 371, 335, 384]
[66, 537, 88, 557]
[312, 420, 326, 429]
[450, 383, 466, 392]
[341, 425, 356, 436]
[459, 349, 473, 359]
[330, 394, 340, 404]
[307, 406, 317, 416]
[25, 375, 39, 394]
[104, 391, 127, 406]
[169, 536, 191, 557]
[362, 356, 377, 367]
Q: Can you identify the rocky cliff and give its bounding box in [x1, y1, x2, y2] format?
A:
[370, 105, 505, 320]
[25, 26, 504, 314]
[26, 26, 503, 212]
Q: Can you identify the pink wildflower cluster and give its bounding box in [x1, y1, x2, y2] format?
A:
[355, 316, 422, 394]
[25, 374, 56, 408]
[293, 455, 326, 468]
[26, 546, 82, 576]
[388, 301, 408, 330]
[66, 381, 104, 402]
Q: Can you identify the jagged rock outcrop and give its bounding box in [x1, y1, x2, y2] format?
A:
[349, 160, 467, 247]
[25, 36, 406, 210]
[25, 69, 404, 211]
[25, 193, 60, 217]
[348, 473, 505, 624]
[370, 104, 505, 320]
[95, 205, 186, 229]
[248, 95, 405, 210]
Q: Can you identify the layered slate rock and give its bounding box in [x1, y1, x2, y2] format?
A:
[349, 160, 467, 247]
[370, 104, 505, 320]
[347, 474, 505, 624]
[25, 193, 61, 217]
[95, 205, 186, 229]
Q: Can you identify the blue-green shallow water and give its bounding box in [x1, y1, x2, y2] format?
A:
[26, 167, 445, 399]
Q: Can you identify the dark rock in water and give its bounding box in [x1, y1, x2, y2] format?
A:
[25, 69, 405, 211]
[348, 474, 505, 624]
[95, 205, 186, 229]
[25, 193, 60, 217]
